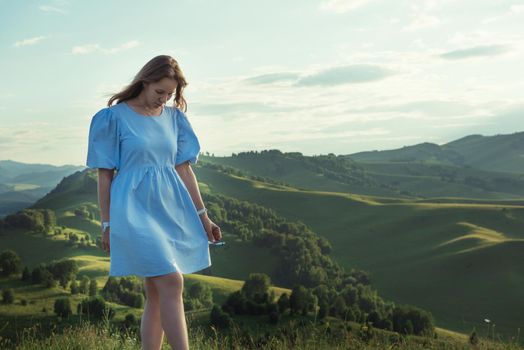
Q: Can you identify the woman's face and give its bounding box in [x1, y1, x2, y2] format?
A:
[143, 77, 178, 108]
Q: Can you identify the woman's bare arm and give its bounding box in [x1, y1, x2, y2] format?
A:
[175, 162, 208, 220]
[98, 168, 115, 252]
[175, 161, 222, 242]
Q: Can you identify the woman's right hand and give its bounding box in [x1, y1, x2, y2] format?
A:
[102, 228, 110, 254]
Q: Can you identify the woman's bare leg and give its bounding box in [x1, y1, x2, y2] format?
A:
[149, 271, 189, 350]
[141, 277, 165, 350]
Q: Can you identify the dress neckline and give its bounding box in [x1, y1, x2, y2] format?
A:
[122, 101, 166, 118]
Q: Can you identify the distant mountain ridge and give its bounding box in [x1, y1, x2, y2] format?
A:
[348, 131, 524, 173]
[1, 131, 522, 217]
[0, 160, 84, 217]
[202, 131, 524, 200]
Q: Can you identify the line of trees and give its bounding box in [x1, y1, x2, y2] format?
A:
[212, 273, 434, 336]
[198, 192, 435, 336]
[101, 276, 145, 308]
[0, 208, 56, 233]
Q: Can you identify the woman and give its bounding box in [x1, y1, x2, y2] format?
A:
[86, 55, 222, 350]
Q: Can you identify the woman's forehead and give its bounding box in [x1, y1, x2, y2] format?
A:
[153, 77, 178, 91]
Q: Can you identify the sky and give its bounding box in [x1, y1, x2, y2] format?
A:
[0, 0, 523, 166]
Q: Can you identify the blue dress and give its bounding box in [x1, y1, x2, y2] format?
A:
[86, 101, 211, 277]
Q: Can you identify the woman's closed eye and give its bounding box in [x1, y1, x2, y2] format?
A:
[156, 90, 173, 98]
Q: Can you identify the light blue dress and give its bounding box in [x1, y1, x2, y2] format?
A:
[86, 102, 211, 277]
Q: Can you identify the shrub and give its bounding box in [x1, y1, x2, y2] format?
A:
[21, 266, 31, 282]
[89, 278, 98, 296]
[210, 304, 233, 329]
[77, 296, 115, 320]
[0, 250, 21, 276]
[54, 297, 72, 319]
[2, 288, 15, 304]
[124, 313, 137, 329]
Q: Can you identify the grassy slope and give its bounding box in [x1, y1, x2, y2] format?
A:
[6, 167, 524, 340]
[359, 162, 524, 199]
[0, 230, 289, 322]
[194, 166, 524, 340]
[443, 132, 524, 174]
[348, 132, 524, 174]
[202, 154, 401, 197]
[202, 154, 524, 200]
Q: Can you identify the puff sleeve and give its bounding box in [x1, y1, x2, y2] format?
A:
[86, 108, 121, 170]
[175, 108, 201, 166]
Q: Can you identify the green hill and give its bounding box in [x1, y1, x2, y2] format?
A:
[349, 131, 524, 174]
[443, 132, 524, 173]
[201, 148, 524, 200]
[4, 156, 524, 342]
[0, 160, 84, 218]
[349, 142, 464, 165]
[190, 164, 524, 339]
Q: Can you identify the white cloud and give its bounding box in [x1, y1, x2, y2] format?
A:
[13, 36, 46, 47]
[403, 14, 440, 31]
[71, 40, 140, 55]
[318, 0, 372, 14]
[71, 44, 100, 55]
[510, 4, 524, 14]
[39, 5, 67, 14]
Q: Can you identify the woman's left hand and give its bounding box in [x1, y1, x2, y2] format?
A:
[201, 216, 222, 242]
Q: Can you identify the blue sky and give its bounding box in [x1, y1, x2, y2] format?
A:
[0, 0, 523, 166]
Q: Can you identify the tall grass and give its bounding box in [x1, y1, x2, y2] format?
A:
[3, 316, 523, 350]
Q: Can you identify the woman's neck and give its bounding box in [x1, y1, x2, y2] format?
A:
[128, 95, 162, 115]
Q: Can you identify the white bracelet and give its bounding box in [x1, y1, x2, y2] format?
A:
[197, 207, 207, 216]
[101, 221, 110, 232]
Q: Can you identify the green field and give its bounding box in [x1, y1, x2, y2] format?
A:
[3, 163, 524, 343]
[194, 166, 524, 341]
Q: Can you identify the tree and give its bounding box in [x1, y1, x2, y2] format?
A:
[277, 293, 290, 313]
[318, 299, 329, 319]
[77, 296, 115, 320]
[0, 250, 21, 276]
[80, 275, 90, 294]
[391, 305, 434, 336]
[47, 259, 79, 282]
[31, 265, 45, 284]
[268, 308, 280, 324]
[21, 266, 31, 282]
[42, 269, 56, 288]
[469, 329, 479, 345]
[241, 273, 271, 301]
[187, 282, 213, 308]
[54, 297, 72, 319]
[2, 288, 15, 304]
[42, 209, 56, 230]
[124, 313, 137, 329]
[330, 295, 347, 318]
[289, 285, 308, 316]
[89, 278, 98, 296]
[70, 279, 79, 294]
[209, 304, 233, 329]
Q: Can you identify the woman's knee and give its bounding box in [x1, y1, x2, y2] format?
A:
[144, 277, 160, 302]
[149, 271, 184, 297]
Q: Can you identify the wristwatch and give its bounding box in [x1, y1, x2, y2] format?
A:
[101, 221, 110, 233]
[197, 207, 207, 216]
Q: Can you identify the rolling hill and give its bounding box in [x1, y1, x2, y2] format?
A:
[0, 160, 84, 218]
[349, 131, 524, 174]
[190, 164, 524, 339]
[17, 162, 524, 341]
[200, 147, 524, 200]
[2, 130, 523, 343]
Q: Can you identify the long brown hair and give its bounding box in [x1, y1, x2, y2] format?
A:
[108, 55, 188, 112]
